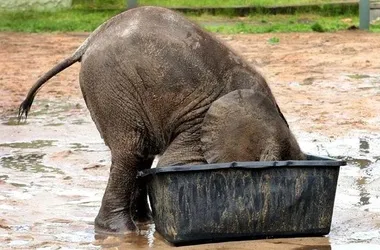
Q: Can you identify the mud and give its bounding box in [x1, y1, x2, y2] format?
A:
[1, 31, 380, 249]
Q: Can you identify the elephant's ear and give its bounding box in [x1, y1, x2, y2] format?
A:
[201, 89, 285, 164]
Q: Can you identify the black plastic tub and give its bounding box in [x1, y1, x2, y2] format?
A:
[138, 155, 346, 246]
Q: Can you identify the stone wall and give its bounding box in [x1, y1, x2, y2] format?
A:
[0, 0, 72, 11]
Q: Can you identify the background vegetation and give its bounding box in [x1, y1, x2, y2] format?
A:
[0, 0, 378, 33]
[73, 0, 356, 9]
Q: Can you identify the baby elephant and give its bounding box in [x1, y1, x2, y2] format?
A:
[158, 89, 305, 166]
[18, 6, 303, 234]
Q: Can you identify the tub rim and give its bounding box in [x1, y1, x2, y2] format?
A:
[138, 154, 346, 178]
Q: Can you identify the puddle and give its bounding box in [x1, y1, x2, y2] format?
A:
[70, 142, 90, 151]
[8, 99, 92, 127]
[71, 119, 88, 125]
[326, 74, 380, 94]
[347, 74, 371, 79]
[0, 140, 56, 149]
[93, 224, 158, 248]
[26, 101, 75, 117]
[1, 153, 64, 174]
[333, 244, 380, 250]
[1, 98, 380, 249]
[345, 157, 372, 169]
[0, 174, 9, 180]
[9, 182, 28, 187]
[2, 116, 26, 126]
[298, 132, 380, 245]
[295, 245, 331, 250]
[44, 122, 65, 126]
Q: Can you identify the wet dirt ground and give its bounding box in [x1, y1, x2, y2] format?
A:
[0, 31, 380, 249]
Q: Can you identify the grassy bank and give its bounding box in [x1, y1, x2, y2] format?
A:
[73, 0, 356, 9]
[0, 0, 377, 33]
[141, 0, 355, 7]
[0, 10, 365, 33]
[200, 14, 360, 33]
[0, 9, 119, 32]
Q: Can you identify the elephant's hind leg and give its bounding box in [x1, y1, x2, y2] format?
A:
[94, 133, 154, 233]
[95, 151, 139, 233]
[132, 157, 154, 224]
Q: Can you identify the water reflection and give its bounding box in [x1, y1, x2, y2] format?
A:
[1, 153, 64, 174]
[93, 231, 335, 250]
[359, 138, 370, 155]
[356, 176, 370, 206]
[295, 245, 331, 250]
[94, 224, 161, 249]
[345, 157, 372, 169]
[354, 138, 373, 207]
[0, 140, 56, 149]
[0, 174, 9, 180]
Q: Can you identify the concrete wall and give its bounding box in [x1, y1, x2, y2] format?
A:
[0, 0, 72, 11]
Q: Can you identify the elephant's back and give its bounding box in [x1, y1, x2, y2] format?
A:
[78, 7, 270, 150]
[81, 6, 231, 73]
[80, 6, 257, 93]
[80, 8, 229, 132]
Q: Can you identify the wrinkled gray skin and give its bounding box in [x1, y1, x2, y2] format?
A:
[200, 89, 305, 163]
[18, 6, 303, 234]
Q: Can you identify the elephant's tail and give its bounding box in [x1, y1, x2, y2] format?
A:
[17, 39, 90, 122]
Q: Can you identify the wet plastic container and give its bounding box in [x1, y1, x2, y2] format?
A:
[138, 155, 346, 245]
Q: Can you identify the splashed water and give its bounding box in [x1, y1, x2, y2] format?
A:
[0, 99, 379, 249]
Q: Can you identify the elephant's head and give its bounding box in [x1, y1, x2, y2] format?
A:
[201, 89, 305, 163]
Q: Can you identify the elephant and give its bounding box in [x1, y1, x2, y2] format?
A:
[18, 6, 304, 234]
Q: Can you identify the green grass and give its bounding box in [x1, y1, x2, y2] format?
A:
[372, 23, 380, 32]
[140, 0, 356, 8]
[0, 9, 120, 32]
[268, 36, 280, 44]
[0, 0, 374, 34]
[72, 0, 355, 9]
[0, 10, 364, 33]
[72, 0, 124, 9]
[197, 14, 359, 34]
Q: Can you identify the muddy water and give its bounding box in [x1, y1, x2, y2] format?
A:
[0, 99, 380, 249]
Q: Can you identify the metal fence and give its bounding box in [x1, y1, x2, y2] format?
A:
[360, 0, 380, 29]
[127, 0, 137, 8]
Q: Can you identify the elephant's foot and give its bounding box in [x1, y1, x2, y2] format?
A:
[95, 213, 137, 234]
[95, 150, 140, 234]
[95, 137, 155, 234]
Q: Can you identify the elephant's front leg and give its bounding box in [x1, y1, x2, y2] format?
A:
[95, 151, 141, 233]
